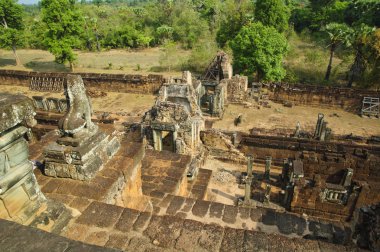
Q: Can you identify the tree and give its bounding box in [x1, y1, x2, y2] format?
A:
[323, 23, 352, 80]
[347, 24, 375, 87]
[41, 0, 84, 71]
[344, 0, 380, 27]
[0, 0, 24, 65]
[216, 0, 253, 47]
[254, 0, 290, 33]
[229, 22, 288, 81]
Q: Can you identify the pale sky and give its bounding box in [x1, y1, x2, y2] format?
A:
[19, 0, 39, 5]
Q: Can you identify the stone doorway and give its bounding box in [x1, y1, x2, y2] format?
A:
[153, 129, 177, 152]
[162, 131, 175, 152]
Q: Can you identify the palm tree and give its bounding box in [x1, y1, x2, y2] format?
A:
[347, 25, 375, 87]
[323, 23, 352, 81]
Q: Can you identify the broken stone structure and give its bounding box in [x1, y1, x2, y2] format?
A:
[44, 75, 120, 180]
[0, 94, 45, 222]
[199, 52, 231, 117]
[221, 75, 248, 103]
[198, 81, 226, 117]
[199, 52, 249, 117]
[143, 71, 204, 156]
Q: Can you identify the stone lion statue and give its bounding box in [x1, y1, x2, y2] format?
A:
[58, 75, 97, 137]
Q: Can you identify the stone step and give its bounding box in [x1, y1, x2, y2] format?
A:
[61, 200, 350, 252]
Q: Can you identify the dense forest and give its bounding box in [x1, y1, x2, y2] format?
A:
[0, 0, 379, 88]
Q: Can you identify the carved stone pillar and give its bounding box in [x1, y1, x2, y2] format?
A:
[0, 94, 45, 223]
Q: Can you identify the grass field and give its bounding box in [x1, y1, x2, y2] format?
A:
[0, 35, 351, 84]
[283, 33, 352, 85]
[0, 47, 189, 77]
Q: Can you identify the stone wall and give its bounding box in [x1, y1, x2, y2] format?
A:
[0, 70, 164, 94]
[269, 83, 380, 112]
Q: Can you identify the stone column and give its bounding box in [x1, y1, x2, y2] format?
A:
[281, 158, 289, 181]
[172, 130, 178, 153]
[247, 155, 253, 178]
[153, 130, 162, 151]
[264, 156, 272, 181]
[294, 121, 301, 138]
[320, 121, 328, 141]
[244, 155, 254, 202]
[232, 132, 237, 146]
[314, 113, 324, 139]
[264, 184, 271, 204]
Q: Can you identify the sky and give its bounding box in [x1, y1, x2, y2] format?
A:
[19, 0, 39, 5]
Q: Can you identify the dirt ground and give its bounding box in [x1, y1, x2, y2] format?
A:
[204, 158, 283, 206]
[0, 85, 156, 116]
[213, 101, 380, 137]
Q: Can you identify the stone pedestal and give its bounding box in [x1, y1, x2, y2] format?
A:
[0, 94, 45, 223]
[44, 129, 120, 181]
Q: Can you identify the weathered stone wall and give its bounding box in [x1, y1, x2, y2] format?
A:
[240, 134, 380, 157]
[0, 70, 164, 94]
[222, 75, 248, 103]
[268, 83, 380, 112]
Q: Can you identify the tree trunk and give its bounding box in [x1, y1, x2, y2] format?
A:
[69, 61, 74, 72]
[95, 33, 100, 52]
[324, 44, 335, 81]
[347, 49, 366, 88]
[12, 45, 21, 66]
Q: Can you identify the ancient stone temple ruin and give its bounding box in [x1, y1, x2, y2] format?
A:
[1, 64, 380, 250]
[143, 71, 204, 156]
[0, 94, 45, 222]
[44, 75, 120, 180]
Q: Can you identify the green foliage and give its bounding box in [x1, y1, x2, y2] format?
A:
[103, 24, 152, 48]
[290, 7, 312, 32]
[324, 23, 352, 48]
[230, 22, 289, 81]
[0, 0, 24, 65]
[216, 0, 253, 47]
[345, 0, 380, 27]
[159, 41, 178, 71]
[41, 0, 85, 69]
[185, 37, 218, 72]
[171, 6, 208, 49]
[291, 0, 350, 32]
[254, 0, 291, 33]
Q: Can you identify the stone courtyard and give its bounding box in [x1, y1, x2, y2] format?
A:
[0, 54, 380, 251]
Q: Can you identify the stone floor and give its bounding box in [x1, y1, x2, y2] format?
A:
[0, 218, 117, 252]
[141, 150, 191, 197]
